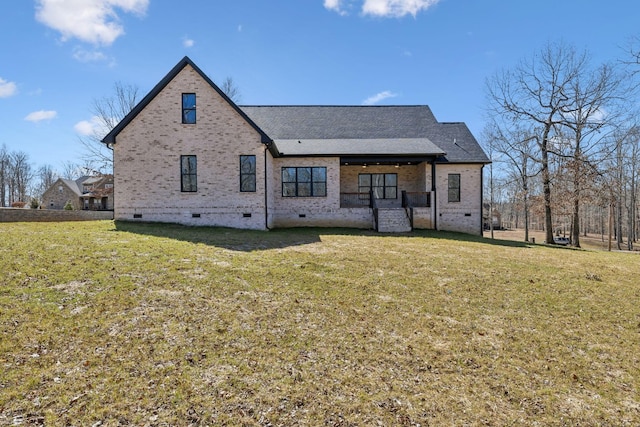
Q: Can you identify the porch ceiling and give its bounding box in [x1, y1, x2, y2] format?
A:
[340, 156, 436, 165]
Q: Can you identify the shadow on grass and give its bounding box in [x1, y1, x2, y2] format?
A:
[114, 221, 328, 252]
[114, 221, 548, 252]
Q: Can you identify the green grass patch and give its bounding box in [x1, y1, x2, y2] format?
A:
[0, 221, 638, 425]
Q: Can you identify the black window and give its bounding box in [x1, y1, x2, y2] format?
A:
[182, 93, 196, 124]
[358, 173, 397, 199]
[181, 155, 197, 192]
[240, 155, 256, 192]
[448, 173, 460, 202]
[282, 167, 327, 197]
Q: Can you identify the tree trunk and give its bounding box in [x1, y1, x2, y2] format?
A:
[542, 129, 555, 245]
[572, 197, 581, 247]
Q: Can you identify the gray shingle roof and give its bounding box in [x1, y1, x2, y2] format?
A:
[240, 106, 489, 163]
[60, 178, 82, 196]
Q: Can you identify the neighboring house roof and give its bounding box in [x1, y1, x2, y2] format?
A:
[80, 187, 113, 199]
[240, 105, 489, 164]
[60, 178, 83, 197]
[101, 56, 273, 148]
[80, 176, 103, 186]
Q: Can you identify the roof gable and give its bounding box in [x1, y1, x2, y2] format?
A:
[102, 57, 272, 146]
[51, 178, 82, 196]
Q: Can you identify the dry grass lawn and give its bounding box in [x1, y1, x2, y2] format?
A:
[0, 221, 638, 426]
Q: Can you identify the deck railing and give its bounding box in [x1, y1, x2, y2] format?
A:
[340, 192, 371, 208]
[402, 191, 431, 208]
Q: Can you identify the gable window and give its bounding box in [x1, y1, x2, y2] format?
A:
[448, 173, 461, 202]
[282, 167, 327, 197]
[181, 155, 197, 192]
[182, 93, 196, 124]
[240, 155, 256, 192]
[358, 173, 397, 199]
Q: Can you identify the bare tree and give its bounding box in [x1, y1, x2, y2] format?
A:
[560, 60, 625, 247]
[0, 144, 8, 206]
[7, 151, 33, 205]
[79, 81, 139, 171]
[32, 164, 58, 204]
[486, 41, 590, 245]
[220, 77, 242, 104]
[483, 122, 538, 241]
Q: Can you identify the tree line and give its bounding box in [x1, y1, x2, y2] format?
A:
[484, 39, 640, 250]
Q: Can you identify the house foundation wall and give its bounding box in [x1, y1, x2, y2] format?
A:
[270, 208, 373, 229]
[114, 208, 266, 230]
[411, 207, 433, 229]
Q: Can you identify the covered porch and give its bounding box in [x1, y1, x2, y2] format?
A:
[338, 157, 436, 230]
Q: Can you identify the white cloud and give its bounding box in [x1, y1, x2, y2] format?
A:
[183, 37, 195, 48]
[35, 0, 149, 46]
[74, 120, 97, 136]
[362, 90, 398, 105]
[73, 47, 108, 62]
[0, 77, 18, 98]
[363, 0, 440, 17]
[25, 110, 57, 123]
[325, 0, 439, 17]
[324, 0, 348, 15]
[74, 115, 114, 138]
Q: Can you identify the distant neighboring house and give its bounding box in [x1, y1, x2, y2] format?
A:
[483, 203, 502, 230]
[42, 175, 113, 210]
[102, 57, 490, 234]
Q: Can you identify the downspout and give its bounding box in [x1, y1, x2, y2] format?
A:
[431, 161, 437, 230]
[264, 144, 270, 230]
[480, 164, 484, 236]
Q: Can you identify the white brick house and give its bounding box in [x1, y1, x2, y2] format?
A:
[103, 57, 490, 235]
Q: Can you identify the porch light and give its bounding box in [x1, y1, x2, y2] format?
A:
[395, 164, 400, 168]
[362, 164, 367, 168]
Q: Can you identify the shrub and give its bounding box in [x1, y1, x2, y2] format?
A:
[63, 201, 74, 210]
[11, 201, 27, 208]
[30, 198, 40, 209]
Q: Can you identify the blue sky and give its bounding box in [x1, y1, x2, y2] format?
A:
[1, 0, 639, 172]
